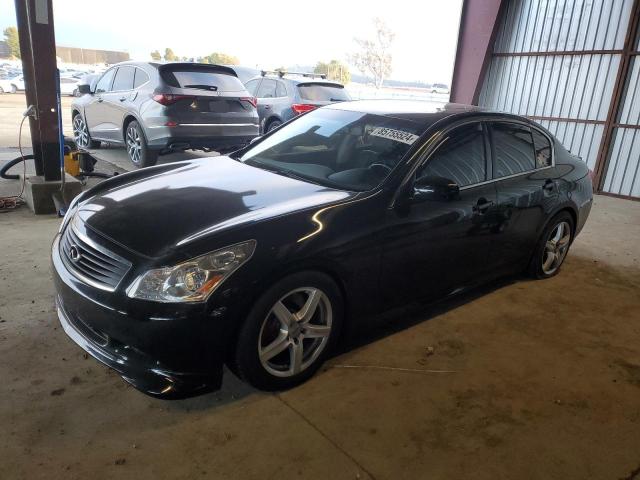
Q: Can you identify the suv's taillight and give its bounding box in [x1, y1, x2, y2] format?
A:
[152, 94, 195, 106]
[291, 103, 317, 115]
[240, 97, 257, 108]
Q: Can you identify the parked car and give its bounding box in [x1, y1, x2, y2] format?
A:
[244, 70, 350, 133]
[226, 65, 260, 84]
[70, 61, 260, 167]
[59, 76, 82, 96]
[52, 101, 593, 398]
[0, 74, 24, 93]
[430, 83, 450, 94]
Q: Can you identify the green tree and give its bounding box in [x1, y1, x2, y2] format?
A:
[164, 48, 177, 61]
[314, 59, 351, 85]
[3, 26, 20, 59]
[202, 52, 239, 65]
[150, 50, 161, 61]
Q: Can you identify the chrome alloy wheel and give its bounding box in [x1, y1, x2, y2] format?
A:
[258, 287, 333, 378]
[126, 123, 142, 164]
[72, 115, 90, 148]
[542, 220, 571, 275]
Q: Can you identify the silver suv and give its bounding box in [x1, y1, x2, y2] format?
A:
[71, 62, 260, 167]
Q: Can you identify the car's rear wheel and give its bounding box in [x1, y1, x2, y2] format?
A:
[232, 271, 343, 391]
[72, 114, 101, 149]
[125, 120, 157, 168]
[528, 211, 574, 279]
[266, 119, 282, 133]
[10, 85, 17, 94]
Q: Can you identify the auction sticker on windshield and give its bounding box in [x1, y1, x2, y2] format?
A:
[369, 127, 419, 145]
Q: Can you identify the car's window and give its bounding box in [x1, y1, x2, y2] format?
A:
[133, 68, 149, 88]
[95, 69, 115, 93]
[276, 81, 287, 97]
[417, 122, 486, 187]
[532, 128, 552, 168]
[491, 122, 536, 178]
[256, 79, 276, 98]
[111, 66, 135, 91]
[160, 66, 245, 92]
[238, 108, 425, 192]
[245, 79, 260, 96]
[297, 83, 350, 102]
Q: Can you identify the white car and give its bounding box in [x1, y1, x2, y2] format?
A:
[430, 83, 450, 94]
[59, 76, 81, 96]
[0, 74, 23, 94]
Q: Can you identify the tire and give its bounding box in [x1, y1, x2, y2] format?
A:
[528, 211, 574, 279]
[11, 85, 17, 94]
[72, 88, 79, 97]
[232, 271, 343, 391]
[72, 113, 101, 149]
[0, 86, 4, 94]
[125, 120, 158, 168]
[266, 119, 282, 133]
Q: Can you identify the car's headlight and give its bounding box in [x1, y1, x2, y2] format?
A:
[126, 240, 256, 303]
[58, 195, 82, 233]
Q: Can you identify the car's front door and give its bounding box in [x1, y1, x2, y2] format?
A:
[91, 66, 136, 142]
[84, 68, 116, 140]
[381, 121, 501, 306]
[487, 121, 559, 272]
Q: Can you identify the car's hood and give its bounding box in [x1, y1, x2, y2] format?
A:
[76, 156, 352, 258]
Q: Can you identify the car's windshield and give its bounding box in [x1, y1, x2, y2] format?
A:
[238, 108, 425, 191]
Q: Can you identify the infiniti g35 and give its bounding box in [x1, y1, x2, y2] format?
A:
[52, 101, 593, 398]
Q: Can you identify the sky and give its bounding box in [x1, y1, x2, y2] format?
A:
[0, 0, 462, 84]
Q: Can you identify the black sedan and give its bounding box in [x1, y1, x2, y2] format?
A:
[52, 101, 593, 398]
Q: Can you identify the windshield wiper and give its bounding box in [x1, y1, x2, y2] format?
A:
[183, 84, 218, 91]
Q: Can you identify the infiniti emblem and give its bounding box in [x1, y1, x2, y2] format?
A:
[68, 245, 81, 262]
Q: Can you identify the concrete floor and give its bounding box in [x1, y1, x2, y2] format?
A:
[1, 181, 639, 478]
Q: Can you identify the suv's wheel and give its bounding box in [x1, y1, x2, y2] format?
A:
[72, 114, 101, 149]
[232, 271, 343, 391]
[528, 211, 574, 279]
[10, 85, 17, 94]
[125, 120, 157, 168]
[266, 119, 282, 133]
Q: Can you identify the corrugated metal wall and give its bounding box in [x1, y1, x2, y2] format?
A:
[478, 0, 640, 199]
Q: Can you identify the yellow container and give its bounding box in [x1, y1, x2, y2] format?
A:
[64, 151, 80, 176]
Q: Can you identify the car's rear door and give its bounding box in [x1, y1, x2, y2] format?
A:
[487, 121, 558, 272]
[381, 121, 500, 305]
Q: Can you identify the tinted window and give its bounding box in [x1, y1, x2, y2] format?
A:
[95, 69, 115, 93]
[133, 68, 149, 88]
[160, 66, 244, 92]
[276, 81, 287, 97]
[297, 83, 350, 101]
[245, 79, 260, 96]
[418, 122, 486, 187]
[491, 122, 536, 178]
[532, 128, 552, 168]
[256, 79, 276, 98]
[111, 66, 135, 91]
[239, 108, 424, 192]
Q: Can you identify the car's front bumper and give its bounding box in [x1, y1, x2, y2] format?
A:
[51, 234, 228, 399]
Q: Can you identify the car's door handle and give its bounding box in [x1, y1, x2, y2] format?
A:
[543, 179, 555, 191]
[264, 105, 271, 110]
[473, 198, 494, 214]
[97, 97, 104, 103]
[119, 97, 126, 102]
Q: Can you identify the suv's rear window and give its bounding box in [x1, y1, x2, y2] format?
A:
[297, 83, 350, 102]
[160, 67, 245, 92]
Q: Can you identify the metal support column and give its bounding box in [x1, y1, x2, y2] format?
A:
[14, 0, 61, 181]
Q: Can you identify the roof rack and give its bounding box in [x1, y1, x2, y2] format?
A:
[260, 70, 327, 80]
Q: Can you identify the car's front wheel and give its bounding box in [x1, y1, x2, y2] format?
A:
[232, 271, 343, 390]
[528, 211, 574, 279]
[10, 85, 17, 94]
[72, 114, 100, 149]
[125, 120, 157, 168]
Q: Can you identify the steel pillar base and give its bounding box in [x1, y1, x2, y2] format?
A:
[21, 174, 82, 215]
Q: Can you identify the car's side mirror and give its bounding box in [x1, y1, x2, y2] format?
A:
[77, 84, 92, 95]
[412, 175, 460, 202]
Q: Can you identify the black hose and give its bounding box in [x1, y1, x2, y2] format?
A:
[0, 155, 34, 180]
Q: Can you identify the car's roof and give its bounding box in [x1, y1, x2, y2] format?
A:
[248, 74, 343, 86]
[325, 100, 484, 124]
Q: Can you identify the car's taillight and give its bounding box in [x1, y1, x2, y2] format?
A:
[152, 94, 195, 106]
[291, 103, 317, 115]
[240, 97, 257, 108]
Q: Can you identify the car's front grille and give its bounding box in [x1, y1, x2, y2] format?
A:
[59, 219, 131, 291]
